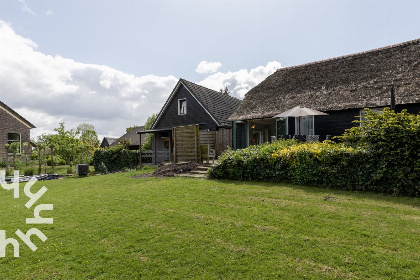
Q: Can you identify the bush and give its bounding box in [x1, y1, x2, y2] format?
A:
[210, 140, 298, 181]
[23, 167, 35, 176]
[0, 158, 6, 168]
[93, 147, 140, 173]
[338, 108, 420, 196]
[209, 138, 419, 197]
[47, 155, 66, 166]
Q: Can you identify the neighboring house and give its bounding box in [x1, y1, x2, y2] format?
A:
[0, 101, 36, 160]
[111, 126, 146, 150]
[139, 78, 241, 163]
[228, 38, 420, 149]
[100, 137, 118, 148]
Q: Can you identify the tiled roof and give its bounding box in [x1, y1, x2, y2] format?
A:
[0, 101, 35, 128]
[180, 79, 241, 125]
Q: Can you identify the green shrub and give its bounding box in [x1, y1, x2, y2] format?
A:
[339, 108, 420, 196]
[93, 148, 140, 173]
[23, 167, 35, 176]
[209, 139, 419, 196]
[47, 155, 66, 166]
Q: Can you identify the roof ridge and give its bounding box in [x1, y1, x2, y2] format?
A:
[277, 38, 420, 72]
[0, 100, 36, 128]
[180, 78, 241, 101]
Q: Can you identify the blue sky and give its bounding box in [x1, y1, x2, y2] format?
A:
[1, 0, 420, 138]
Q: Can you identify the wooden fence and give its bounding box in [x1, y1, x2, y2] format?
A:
[215, 128, 232, 156]
[173, 125, 200, 162]
[141, 150, 170, 165]
[169, 125, 233, 163]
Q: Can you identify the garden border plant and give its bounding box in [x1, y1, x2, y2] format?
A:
[209, 108, 420, 197]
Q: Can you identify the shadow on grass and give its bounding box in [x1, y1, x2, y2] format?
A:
[209, 178, 420, 208]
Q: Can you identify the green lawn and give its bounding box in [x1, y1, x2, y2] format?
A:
[1, 171, 419, 279]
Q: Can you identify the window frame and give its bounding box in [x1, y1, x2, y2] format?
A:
[7, 132, 22, 154]
[359, 107, 385, 125]
[178, 99, 187, 115]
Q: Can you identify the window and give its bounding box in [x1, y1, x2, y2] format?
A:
[360, 108, 384, 124]
[295, 116, 314, 135]
[7, 133, 21, 153]
[178, 99, 187, 115]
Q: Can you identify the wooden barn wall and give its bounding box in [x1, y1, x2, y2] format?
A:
[154, 84, 219, 131]
[314, 109, 360, 137]
[173, 125, 200, 162]
[396, 103, 420, 114]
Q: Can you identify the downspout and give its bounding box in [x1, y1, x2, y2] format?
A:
[391, 86, 396, 111]
[233, 121, 237, 150]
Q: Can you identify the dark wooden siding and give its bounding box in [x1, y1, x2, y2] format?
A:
[397, 103, 420, 114]
[315, 104, 420, 137]
[314, 109, 359, 137]
[154, 85, 219, 131]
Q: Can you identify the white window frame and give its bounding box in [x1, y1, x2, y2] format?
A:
[178, 99, 187, 115]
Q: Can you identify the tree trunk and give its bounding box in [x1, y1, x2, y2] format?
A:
[51, 146, 55, 174]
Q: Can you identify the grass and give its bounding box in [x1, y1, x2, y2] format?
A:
[0, 171, 419, 279]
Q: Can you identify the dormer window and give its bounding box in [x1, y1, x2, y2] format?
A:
[178, 99, 187, 115]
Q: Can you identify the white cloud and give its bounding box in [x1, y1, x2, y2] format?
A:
[195, 61, 222, 74]
[18, 0, 35, 15]
[198, 61, 281, 99]
[0, 20, 280, 140]
[0, 21, 177, 139]
[46, 10, 53, 16]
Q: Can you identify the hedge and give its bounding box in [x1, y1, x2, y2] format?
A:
[93, 149, 140, 173]
[209, 140, 420, 197]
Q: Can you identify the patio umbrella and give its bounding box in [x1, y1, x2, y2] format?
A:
[273, 106, 328, 136]
[273, 106, 328, 118]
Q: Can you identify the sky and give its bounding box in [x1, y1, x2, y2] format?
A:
[1, 0, 420, 139]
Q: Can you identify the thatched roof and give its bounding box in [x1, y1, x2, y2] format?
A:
[228, 38, 420, 121]
[0, 100, 36, 128]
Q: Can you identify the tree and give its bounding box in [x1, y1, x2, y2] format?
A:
[141, 113, 157, 151]
[78, 128, 100, 164]
[53, 122, 78, 164]
[219, 87, 230, 95]
[126, 125, 137, 133]
[32, 135, 48, 175]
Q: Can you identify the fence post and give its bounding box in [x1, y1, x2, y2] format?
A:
[139, 133, 142, 169]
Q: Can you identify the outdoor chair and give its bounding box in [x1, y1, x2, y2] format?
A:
[306, 135, 320, 142]
[200, 144, 216, 164]
[278, 135, 291, 140]
[293, 135, 306, 142]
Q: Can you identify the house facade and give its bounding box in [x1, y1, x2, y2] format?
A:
[139, 78, 241, 163]
[228, 38, 420, 149]
[0, 101, 35, 160]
